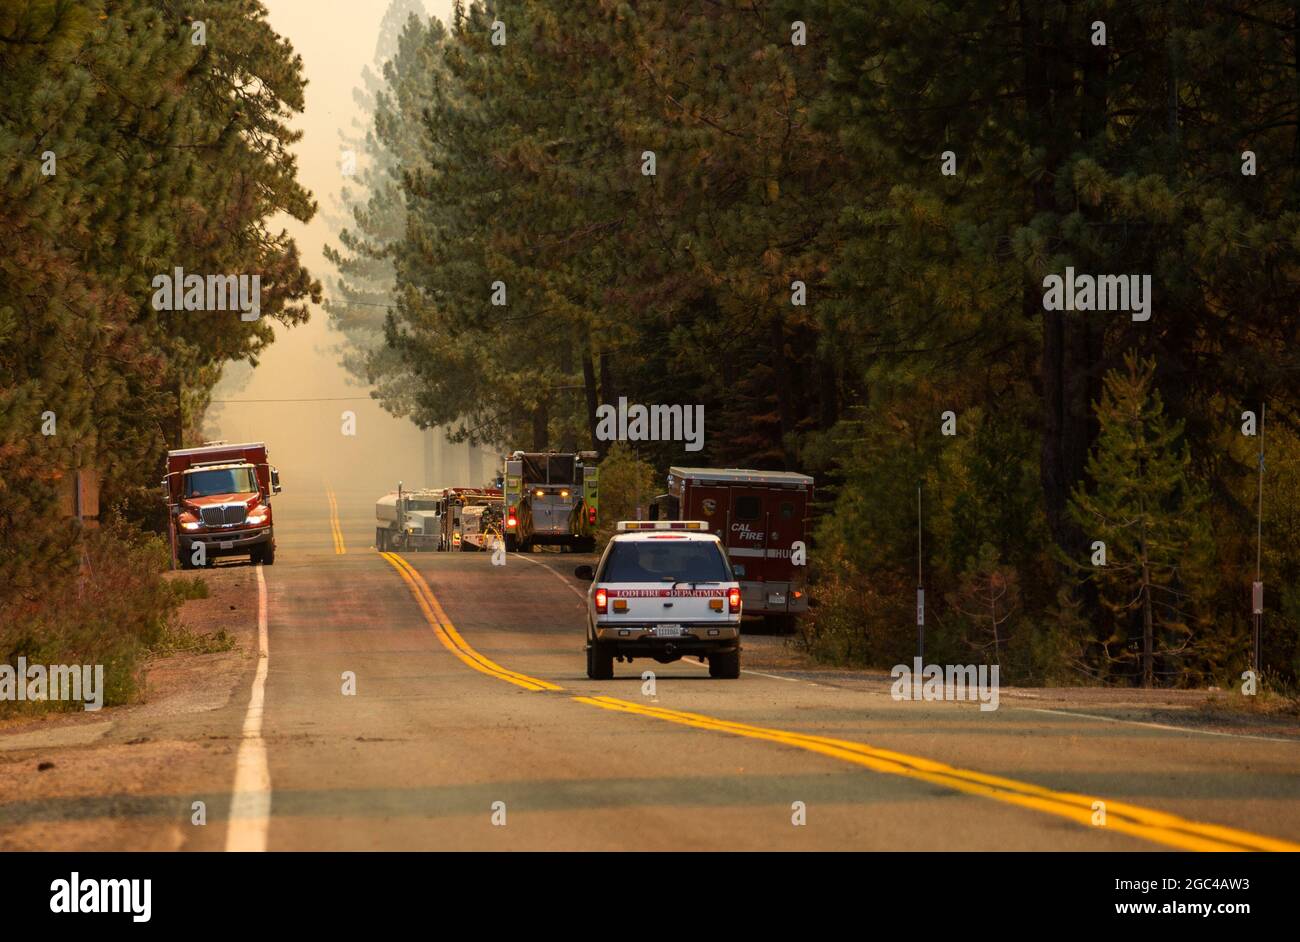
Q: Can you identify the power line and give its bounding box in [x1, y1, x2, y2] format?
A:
[205, 394, 374, 402]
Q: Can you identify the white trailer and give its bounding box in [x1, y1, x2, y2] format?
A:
[375, 484, 445, 551]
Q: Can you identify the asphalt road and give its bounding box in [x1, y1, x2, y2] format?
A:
[4, 484, 1300, 851]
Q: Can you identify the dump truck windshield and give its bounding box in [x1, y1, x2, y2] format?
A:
[185, 467, 257, 497]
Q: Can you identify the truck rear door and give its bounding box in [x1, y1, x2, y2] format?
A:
[724, 486, 771, 584]
[760, 487, 807, 589]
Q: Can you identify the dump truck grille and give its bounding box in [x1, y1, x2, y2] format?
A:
[200, 504, 246, 527]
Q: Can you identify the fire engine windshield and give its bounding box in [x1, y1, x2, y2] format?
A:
[184, 467, 257, 497]
[602, 541, 731, 583]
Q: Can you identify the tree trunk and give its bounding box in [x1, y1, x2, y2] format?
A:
[1026, 0, 1098, 563]
[582, 333, 602, 456]
[532, 400, 549, 451]
[1141, 507, 1154, 687]
[770, 317, 795, 466]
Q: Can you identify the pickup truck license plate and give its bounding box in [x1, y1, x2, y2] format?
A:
[653, 624, 683, 637]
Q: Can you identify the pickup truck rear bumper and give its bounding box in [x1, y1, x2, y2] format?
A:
[591, 623, 741, 660]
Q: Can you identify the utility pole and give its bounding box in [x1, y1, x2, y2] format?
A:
[1253, 403, 1266, 676]
[917, 483, 925, 661]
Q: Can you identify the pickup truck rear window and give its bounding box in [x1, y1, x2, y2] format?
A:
[602, 541, 731, 583]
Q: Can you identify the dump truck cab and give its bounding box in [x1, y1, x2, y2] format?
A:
[164, 441, 280, 568]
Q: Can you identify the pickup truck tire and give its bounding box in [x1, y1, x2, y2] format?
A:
[260, 539, 275, 566]
[708, 650, 741, 679]
[586, 641, 614, 680]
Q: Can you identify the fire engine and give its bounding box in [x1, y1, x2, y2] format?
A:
[458, 501, 506, 551]
[651, 467, 813, 628]
[435, 486, 502, 551]
[502, 451, 599, 552]
[163, 442, 281, 568]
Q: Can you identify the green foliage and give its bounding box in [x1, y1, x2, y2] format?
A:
[591, 443, 657, 548]
[1067, 353, 1216, 685]
[0, 519, 185, 714]
[0, 0, 316, 682]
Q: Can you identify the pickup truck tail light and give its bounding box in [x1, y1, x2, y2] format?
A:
[595, 587, 608, 614]
[728, 587, 741, 613]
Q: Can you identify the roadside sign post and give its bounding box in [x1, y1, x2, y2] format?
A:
[917, 484, 925, 660]
[1253, 403, 1265, 676]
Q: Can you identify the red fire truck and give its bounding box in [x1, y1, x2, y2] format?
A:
[163, 442, 281, 568]
[652, 467, 813, 628]
[436, 486, 502, 551]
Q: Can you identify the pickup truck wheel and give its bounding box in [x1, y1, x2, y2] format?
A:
[708, 649, 740, 679]
[260, 540, 275, 565]
[587, 641, 614, 680]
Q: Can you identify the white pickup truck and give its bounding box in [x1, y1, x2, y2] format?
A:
[575, 521, 742, 679]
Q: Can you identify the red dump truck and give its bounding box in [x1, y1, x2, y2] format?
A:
[651, 467, 813, 629]
[163, 441, 281, 568]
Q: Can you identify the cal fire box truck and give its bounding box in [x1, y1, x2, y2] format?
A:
[652, 467, 813, 628]
[163, 442, 281, 568]
[502, 451, 599, 552]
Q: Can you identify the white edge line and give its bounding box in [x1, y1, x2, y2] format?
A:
[1023, 706, 1299, 744]
[225, 563, 271, 851]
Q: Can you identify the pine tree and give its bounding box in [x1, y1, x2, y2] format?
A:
[1068, 353, 1214, 686]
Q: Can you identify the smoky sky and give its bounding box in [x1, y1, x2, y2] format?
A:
[205, 1, 495, 501]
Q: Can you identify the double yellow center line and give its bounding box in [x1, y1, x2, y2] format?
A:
[326, 487, 346, 554]
[381, 552, 560, 691]
[379, 549, 1299, 852]
[572, 695, 1298, 852]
